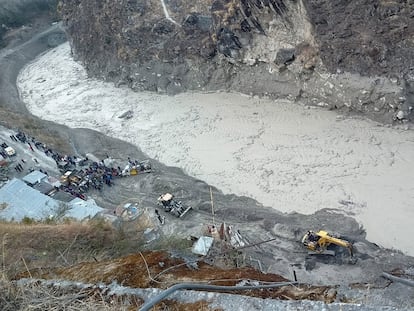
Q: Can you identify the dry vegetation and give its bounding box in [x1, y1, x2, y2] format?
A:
[0, 279, 139, 311]
[0, 219, 146, 280]
[0, 279, 220, 311]
[0, 219, 221, 310]
[0, 219, 135, 310]
[0, 219, 337, 310]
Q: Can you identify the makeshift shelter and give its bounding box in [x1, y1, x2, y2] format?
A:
[192, 236, 214, 256]
[0, 178, 59, 221]
[0, 178, 103, 221]
[66, 197, 104, 220]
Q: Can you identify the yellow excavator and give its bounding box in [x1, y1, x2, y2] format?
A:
[301, 230, 354, 257]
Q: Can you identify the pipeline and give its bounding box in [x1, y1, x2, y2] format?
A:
[382, 272, 414, 288]
[138, 281, 298, 311]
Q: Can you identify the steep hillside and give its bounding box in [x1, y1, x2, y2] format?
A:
[59, 0, 414, 122]
[0, 0, 58, 47]
[304, 0, 414, 78]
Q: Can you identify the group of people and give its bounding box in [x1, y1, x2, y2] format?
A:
[8, 131, 51, 174]
[13, 163, 24, 172]
[8, 130, 151, 202]
[0, 142, 9, 159]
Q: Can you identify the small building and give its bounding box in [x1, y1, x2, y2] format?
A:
[0, 178, 104, 221]
[192, 236, 214, 256]
[23, 170, 47, 187]
[67, 197, 104, 220]
[0, 178, 59, 221]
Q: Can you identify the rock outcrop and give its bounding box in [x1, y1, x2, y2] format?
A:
[59, 0, 414, 123]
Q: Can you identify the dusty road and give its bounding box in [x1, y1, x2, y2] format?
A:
[1, 21, 413, 309]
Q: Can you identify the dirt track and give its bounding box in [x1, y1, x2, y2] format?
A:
[1, 20, 414, 309]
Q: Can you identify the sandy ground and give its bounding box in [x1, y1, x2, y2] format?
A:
[17, 42, 414, 257]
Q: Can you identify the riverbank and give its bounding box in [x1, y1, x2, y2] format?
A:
[17, 42, 414, 256]
[1, 20, 414, 310]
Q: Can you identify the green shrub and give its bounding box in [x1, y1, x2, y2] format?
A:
[21, 217, 35, 225]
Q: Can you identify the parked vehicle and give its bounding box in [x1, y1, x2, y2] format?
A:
[157, 193, 192, 218]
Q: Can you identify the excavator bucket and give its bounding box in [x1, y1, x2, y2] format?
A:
[178, 206, 192, 218]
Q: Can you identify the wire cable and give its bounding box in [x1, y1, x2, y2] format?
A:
[139, 281, 298, 311]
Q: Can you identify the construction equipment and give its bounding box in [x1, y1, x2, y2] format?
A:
[60, 170, 82, 186]
[301, 230, 354, 257]
[122, 160, 152, 176]
[157, 193, 192, 218]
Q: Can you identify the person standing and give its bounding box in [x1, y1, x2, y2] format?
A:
[155, 209, 165, 225]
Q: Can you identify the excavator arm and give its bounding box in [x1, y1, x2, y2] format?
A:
[302, 230, 353, 257]
[316, 230, 353, 256]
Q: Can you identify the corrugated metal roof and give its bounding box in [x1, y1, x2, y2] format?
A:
[0, 178, 59, 221]
[67, 198, 103, 220]
[0, 178, 104, 221]
[22, 170, 47, 185]
[192, 236, 214, 256]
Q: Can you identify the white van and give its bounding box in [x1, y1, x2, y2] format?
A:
[4, 146, 16, 156]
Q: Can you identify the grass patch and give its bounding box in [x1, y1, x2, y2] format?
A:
[146, 235, 193, 253]
[0, 219, 146, 280]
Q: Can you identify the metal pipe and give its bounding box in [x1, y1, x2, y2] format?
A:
[382, 272, 414, 288]
[139, 281, 297, 311]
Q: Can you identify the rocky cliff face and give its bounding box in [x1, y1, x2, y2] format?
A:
[59, 0, 414, 123]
